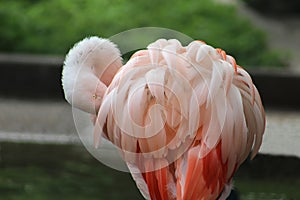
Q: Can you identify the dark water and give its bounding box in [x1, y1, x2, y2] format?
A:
[0, 142, 299, 200]
[0, 142, 143, 200]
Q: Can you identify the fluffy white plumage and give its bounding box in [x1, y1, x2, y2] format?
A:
[62, 36, 122, 114]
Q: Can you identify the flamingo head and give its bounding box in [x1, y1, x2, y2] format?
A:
[62, 36, 122, 114]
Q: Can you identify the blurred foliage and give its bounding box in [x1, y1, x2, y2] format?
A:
[0, 0, 287, 67]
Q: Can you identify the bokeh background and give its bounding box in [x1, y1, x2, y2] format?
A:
[0, 0, 299, 199]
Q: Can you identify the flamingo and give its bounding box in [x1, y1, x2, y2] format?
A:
[62, 36, 266, 200]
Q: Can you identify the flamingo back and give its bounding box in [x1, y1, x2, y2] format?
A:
[93, 39, 266, 200]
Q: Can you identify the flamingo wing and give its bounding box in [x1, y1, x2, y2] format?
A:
[80, 38, 265, 200]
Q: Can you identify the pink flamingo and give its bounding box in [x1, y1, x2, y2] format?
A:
[62, 36, 265, 200]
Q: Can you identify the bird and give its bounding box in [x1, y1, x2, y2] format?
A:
[62, 36, 266, 200]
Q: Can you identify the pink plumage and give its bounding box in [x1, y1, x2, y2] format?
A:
[62, 37, 266, 200]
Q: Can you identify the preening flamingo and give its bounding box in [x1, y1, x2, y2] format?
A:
[62, 36, 266, 200]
